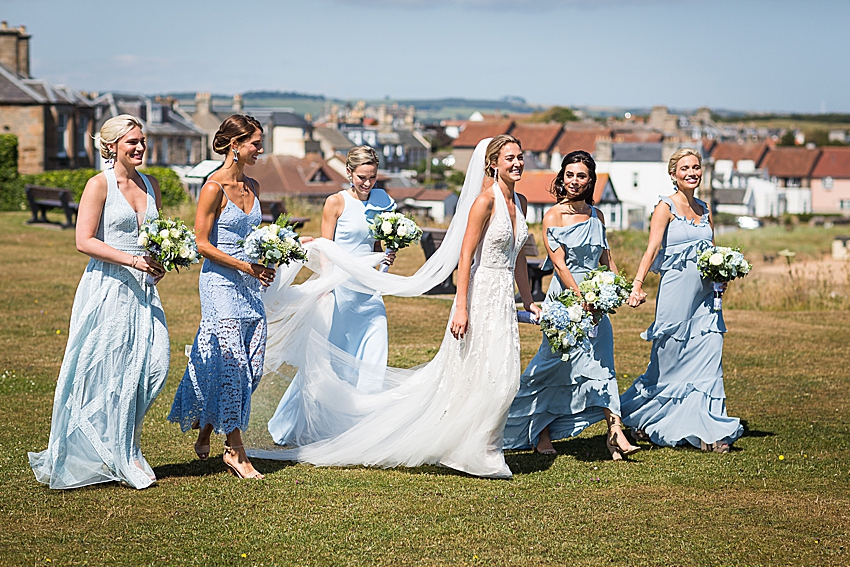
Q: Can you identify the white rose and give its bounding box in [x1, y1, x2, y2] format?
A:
[170, 228, 180, 238]
[269, 224, 280, 236]
[137, 233, 149, 246]
[161, 238, 172, 249]
[397, 225, 409, 237]
[188, 251, 198, 261]
[601, 272, 616, 285]
[381, 221, 393, 234]
[567, 304, 584, 322]
[709, 253, 724, 266]
[179, 246, 190, 258]
[285, 237, 296, 246]
[159, 229, 170, 239]
[584, 291, 597, 303]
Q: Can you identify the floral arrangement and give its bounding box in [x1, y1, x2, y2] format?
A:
[138, 215, 199, 284]
[367, 212, 423, 272]
[578, 267, 633, 336]
[697, 246, 751, 310]
[539, 289, 596, 359]
[242, 214, 308, 268]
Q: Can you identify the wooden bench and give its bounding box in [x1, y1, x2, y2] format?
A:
[25, 185, 79, 228]
[260, 200, 309, 229]
[420, 228, 552, 300]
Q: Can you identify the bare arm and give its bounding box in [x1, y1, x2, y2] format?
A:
[75, 173, 163, 277]
[627, 202, 673, 307]
[321, 193, 344, 240]
[449, 192, 493, 339]
[596, 209, 618, 274]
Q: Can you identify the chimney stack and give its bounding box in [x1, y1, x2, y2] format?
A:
[232, 94, 243, 113]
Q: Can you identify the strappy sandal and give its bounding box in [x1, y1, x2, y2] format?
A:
[223, 443, 264, 479]
[194, 441, 210, 461]
[607, 424, 641, 461]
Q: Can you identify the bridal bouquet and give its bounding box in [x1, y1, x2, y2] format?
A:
[578, 267, 633, 336]
[138, 215, 199, 284]
[539, 290, 596, 359]
[697, 246, 751, 310]
[242, 214, 308, 268]
[368, 212, 423, 272]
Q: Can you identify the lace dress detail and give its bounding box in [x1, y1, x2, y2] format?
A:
[168, 188, 267, 435]
[251, 187, 528, 479]
[28, 169, 169, 490]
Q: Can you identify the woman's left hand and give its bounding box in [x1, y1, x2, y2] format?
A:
[526, 302, 542, 321]
[384, 249, 397, 266]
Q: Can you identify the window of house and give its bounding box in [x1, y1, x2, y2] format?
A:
[632, 171, 639, 189]
[396, 145, 404, 157]
[383, 145, 391, 157]
[610, 210, 617, 224]
[840, 200, 850, 210]
[787, 177, 801, 188]
[76, 115, 88, 157]
[824, 176, 834, 190]
[185, 138, 193, 165]
[160, 138, 169, 164]
[57, 113, 68, 158]
[146, 139, 155, 165]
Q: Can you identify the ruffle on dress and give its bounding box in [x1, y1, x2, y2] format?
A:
[650, 239, 712, 274]
[641, 310, 727, 342]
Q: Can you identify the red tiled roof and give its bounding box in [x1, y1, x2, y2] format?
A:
[246, 153, 347, 197]
[614, 131, 663, 143]
[510, 123, 563, 153]
[762, 147, 821, 178]
[711, 141, 769, 165]
[517, 171, 611, 205]
[812, 147, 850, 178]
[452, 120, 514, 148]
[552, 127, 611, 156]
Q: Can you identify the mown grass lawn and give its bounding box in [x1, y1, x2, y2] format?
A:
[0, 210, 848, 566]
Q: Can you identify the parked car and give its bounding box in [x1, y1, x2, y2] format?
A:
[737, 216, 761, 230]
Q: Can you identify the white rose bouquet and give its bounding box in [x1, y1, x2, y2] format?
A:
[138, 215, 199, 284]
[539, 290, 597, 359]
[578, 267, 633, 336]
[367, 212, 423, 273]
[241, 214, 308, 268]
[697, 246, 751, 310]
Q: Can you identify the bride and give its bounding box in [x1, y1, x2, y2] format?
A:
[250, 135, 540, 478]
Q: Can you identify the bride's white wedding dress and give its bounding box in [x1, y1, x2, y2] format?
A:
[249, 140, 528, 478]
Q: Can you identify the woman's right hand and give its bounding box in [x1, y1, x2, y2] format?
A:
[135, 255, 166, 280]
[245, 262, 276, 287]
[628, 283, 647, 307]
[450, 308, 468, 340]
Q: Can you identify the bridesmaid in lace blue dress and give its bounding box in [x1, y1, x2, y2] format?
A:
[622, 149, 743, 452]
[267, 146, 396, 445]
[504, 151, 640, 460]
[29, 115, 169, 489]
[168, 115, 273, 479]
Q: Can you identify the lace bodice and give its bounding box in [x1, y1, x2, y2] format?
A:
[474, 186, 528, 270]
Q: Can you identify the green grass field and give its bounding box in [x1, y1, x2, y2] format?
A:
[1, 210, 848, 566]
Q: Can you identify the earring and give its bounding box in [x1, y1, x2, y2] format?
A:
[232, 147, 239, 164]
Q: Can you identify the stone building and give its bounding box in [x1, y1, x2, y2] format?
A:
[0, 22, 95, 173]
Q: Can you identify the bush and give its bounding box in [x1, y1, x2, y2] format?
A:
[0, 134, 25, 211]
[139, 166, 189, 208]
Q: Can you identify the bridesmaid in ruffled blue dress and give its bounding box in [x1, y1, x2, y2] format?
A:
[267, 146, 396, 445]
[622, 148, 743, 453]
[504, 151, 640, 460]
[168, 115, 274, 479]
[29, 115, 169, 489]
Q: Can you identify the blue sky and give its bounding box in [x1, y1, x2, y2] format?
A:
[4, 0, 849, 113]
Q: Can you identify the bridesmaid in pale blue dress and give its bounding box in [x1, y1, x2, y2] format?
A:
[623, 148, 743, 453]
[29, 115, 169, 489]
[504, 151, 640, 460]
[168, 115, 274, 479]
[267, 146, 396, 446]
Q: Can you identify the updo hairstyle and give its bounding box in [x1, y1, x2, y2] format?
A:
[99, 114, 144, 159]
[212, 114, 263, 156]
[549, 150, 597, 205]
[484, 134, 522, 178]
[667, 148, 702, 177]
[345, 145, 380, 172]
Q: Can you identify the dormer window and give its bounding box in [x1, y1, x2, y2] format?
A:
[824, 176, 834, 190]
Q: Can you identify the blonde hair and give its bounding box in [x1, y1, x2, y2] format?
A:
[484, 134, 522, 177]
[99, 114, 143, 159]
[346, 145, 380, 172]
[212, 114, 263, 156]
[667, 148, 702, 176]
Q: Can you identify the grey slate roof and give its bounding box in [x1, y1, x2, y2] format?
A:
[713, 188, 747, 205]
[314, 126, 355, 151]
[611, 142, 663, 162]
[0, 61, 92, 106]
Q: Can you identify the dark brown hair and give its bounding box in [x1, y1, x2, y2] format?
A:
[212, 114, 263, 156]
[549, 150, 597, 205]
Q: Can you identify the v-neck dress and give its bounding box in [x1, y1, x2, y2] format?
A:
[29, 168, 170, 489]
[168, 183, 267, 435]
[619, 195, 743, 448]
[504, 207, 620, 450]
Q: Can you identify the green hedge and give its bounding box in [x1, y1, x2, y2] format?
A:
[11, 166, 189, 211]
[0, 134, 25, 211]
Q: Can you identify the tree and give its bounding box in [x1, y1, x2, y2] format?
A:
[528, 106, 578, 124]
